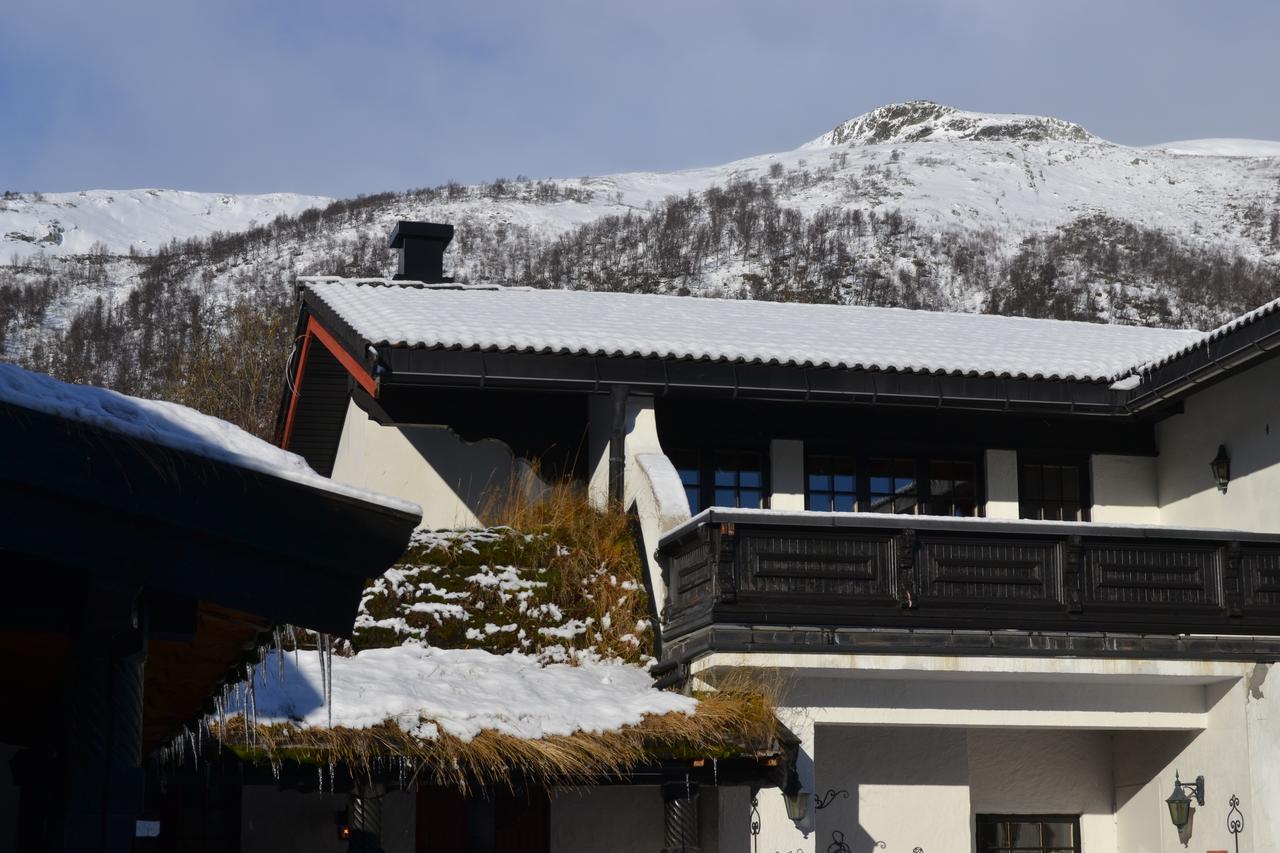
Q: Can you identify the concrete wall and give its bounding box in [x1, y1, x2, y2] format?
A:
[968, 729, 1115, 852]
[330, 399, 550, 530]
[1091, 454, 1160, 524]
[771, 439, 806, 510]
[984, 449, 1019, 519]
[1156, 355, 1280, 533]
[240, 787, 415, 853]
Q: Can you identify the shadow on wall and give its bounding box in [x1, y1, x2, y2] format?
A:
[401, 425, 554, 525]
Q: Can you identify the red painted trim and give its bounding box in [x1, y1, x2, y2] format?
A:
[306, 316, 378, 397]
[279, 328, 313, 450]
[279, 316, 378, 450]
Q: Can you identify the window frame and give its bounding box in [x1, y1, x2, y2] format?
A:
[804, 443, 986, 518]
[669, 444, 771, 514]
[975, 813, 1082, 853]
[1016, 452, 1092, 522]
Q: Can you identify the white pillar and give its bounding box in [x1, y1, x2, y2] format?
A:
[985, 449, 1019, 519]
[770, 439, 806, 510]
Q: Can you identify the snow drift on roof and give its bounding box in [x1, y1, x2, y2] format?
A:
[240, 645, 694, 742]
[305, 281, 1203, 383]
[0, 362, 420, 517]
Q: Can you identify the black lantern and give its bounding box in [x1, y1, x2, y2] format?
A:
[781, 769, 809, 825]
[1166, 772, 1204, 839]
[1211, 445, 1231, 493]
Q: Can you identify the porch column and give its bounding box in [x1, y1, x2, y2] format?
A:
[60, 584, 147, 853]
[985, 449, 1019, 519]
[661, 780, 700, 853]
[753, 711, 815, 853]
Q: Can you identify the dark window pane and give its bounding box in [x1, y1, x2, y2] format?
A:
[713, 488, 737, 507]
[739, 489, 763, 508]
[684, 486, 700, 515]
[807, 494, 828, 512]
[870, 476, 892, 495]
[1061, 468, 1080, 500]
[834, 494, 856, 512]
[1041, 822, 1074, 847]
[714, 468, 736, 487]
[739, 469, 763, 488]
[679, 468, 699, 486]
[809, 473, 831, 492]
[833, 473, 856, 493]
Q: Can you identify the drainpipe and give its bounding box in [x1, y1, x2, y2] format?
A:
[608, 385, 630, 505]
[661, 779, 700, 853]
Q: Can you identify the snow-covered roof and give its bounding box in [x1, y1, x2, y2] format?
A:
[1132, 293, 1280, 375]
[303, 279, 1203, 383]
[238, 645, 694, 742]
[0, 362, 420, 517]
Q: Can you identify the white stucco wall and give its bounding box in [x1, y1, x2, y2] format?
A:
[771, 438, 806, 510]
[330, 399, 549, 530]
[1156, 355, 1280, 533]
[968, 729, 1115, 852]
[984, 449, 1019, 519]
[1090, 454, 1160, 524]
[240, 788, 415, 853]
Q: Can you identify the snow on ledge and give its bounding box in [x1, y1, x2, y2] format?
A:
[0, 362, 421, 517]
[242, 645, 696, 742]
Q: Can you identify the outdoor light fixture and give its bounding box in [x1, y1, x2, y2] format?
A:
[1166, 772, 1205, 842]
[781, 772, 809, 826]
[334, 810, 352, 841]
[1211, 445, 1231, 493]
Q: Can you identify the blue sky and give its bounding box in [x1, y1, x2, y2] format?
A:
[2, 0, 1277, 197]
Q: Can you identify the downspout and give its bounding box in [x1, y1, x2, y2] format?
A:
[608, 384, 629, 505]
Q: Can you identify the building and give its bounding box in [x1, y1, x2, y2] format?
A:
[0, 363, 420, 852]
[280, 222, 1280, 853]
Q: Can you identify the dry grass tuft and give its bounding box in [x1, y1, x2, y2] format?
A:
[213, 680, 777, 792]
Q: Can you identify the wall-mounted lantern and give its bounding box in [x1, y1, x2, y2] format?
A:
[1211, 445, 1231, 494]
[782, 769, 809, 826]
[1166, 772, 1205, 845]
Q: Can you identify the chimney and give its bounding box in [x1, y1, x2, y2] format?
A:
[388, 221, 454, 283]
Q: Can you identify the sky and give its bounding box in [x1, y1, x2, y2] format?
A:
[2, 0, 1278, 198]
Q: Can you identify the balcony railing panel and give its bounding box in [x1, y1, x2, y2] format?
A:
[657, 510, 1280, 641]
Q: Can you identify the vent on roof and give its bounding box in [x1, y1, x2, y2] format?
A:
[389, 221, 454, 283]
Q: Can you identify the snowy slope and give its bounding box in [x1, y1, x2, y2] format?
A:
[4, 100, 1280, 383]
[0, 188, 329, 258]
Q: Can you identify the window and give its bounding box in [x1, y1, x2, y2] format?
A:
[713, 450, 765, 509]
[670, 449, 703, 515]
[976, 815, 1081, 853]
[808, 452, 981, 517]
[926, 459, 978, 517]
[1019, 458, 1089, 521]
[669, 448, 767, 513]
[868, 456, 919, 514]
[807, 455, 857, 512]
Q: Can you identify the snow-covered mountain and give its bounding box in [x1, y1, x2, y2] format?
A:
[3, 100, 1279, 414]
[0, 189, 329, 259]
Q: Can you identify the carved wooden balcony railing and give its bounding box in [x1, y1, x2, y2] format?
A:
[656, 510, 1280, 647]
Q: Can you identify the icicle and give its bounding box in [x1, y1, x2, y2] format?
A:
[317, 764, 324, 794]
[713, 758, 718, 787]
[275, 626, 286, 686]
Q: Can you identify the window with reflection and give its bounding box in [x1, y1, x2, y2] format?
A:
[806, 455, 857, 512]
[926, 459, 978, 517]
[976, 814, 1080, 853]
[1019, 458, 1089, 521]
[868, 456, 918, 514]
[669, 448, 767, 513]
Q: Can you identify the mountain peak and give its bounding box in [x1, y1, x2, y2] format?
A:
[809, 100, 1097, 147]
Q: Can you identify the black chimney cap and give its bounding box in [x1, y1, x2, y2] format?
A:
[388, 221, 454, 248]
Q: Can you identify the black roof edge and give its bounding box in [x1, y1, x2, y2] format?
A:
[1127, 302, 1280, 412]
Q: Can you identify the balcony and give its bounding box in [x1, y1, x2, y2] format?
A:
[655, 510, 1280, 662]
